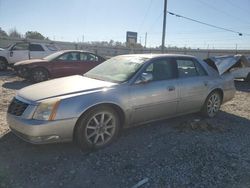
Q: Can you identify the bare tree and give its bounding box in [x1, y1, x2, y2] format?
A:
[9, 28, 22, 38]
[0, 27, 8, 37]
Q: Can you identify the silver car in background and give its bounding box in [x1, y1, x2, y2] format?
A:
[7, 54, 235, 149]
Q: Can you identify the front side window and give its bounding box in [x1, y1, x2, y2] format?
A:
[177, 59, 199, 78]
[56, 52, 80, 61]
[29, 44, 45, 51]
[145, 59, 177, 81]
[12, 43, 29, 51]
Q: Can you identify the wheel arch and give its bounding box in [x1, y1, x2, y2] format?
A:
[0, 56, 8, 63]
[31, 66, 50, 77]
[73, 103, 126, 141]
[209, 88, 224, 102]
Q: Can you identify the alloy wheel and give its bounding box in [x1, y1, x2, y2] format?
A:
[207, 93, 221, 117]
[85, 112, 116, 146]
[32, 70, 47, 82]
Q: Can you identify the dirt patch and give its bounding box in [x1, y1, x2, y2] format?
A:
[0, 71, 250, 188]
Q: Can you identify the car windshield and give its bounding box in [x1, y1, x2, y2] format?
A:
[84, 56, 148, 83]
[43, 51, 65, 61]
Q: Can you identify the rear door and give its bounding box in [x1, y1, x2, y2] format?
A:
[176, 57, 209, 114]
[51, 52, 80, 77]
[9, 43, 29, 63]
[130, 58, 179, 124]
[29, 44, 47, 59]
[75, 52, 102, 75]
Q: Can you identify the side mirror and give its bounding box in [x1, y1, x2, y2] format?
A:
[10, 51, 13, 57]
[135, 73, 153, 84]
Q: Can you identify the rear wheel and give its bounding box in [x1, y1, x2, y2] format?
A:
[0, 59, 7, 71]
[31, 68, 49, 82]
[201, 91, 222, 118]
[75, 106, 121, 150]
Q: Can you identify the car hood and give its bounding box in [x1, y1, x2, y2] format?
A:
[17, 75, 117, 102]
[204, 55, 250, 75]
[14, 59, 47, 66]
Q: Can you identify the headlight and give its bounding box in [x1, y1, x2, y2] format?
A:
[33, 100, 60, 120]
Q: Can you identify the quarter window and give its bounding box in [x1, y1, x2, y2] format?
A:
[195, 61, 208, 76]
[46, 44, 58, 51]
[177, 59, 199, 78]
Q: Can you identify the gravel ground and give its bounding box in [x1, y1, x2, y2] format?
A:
[0, 70, 250, 188]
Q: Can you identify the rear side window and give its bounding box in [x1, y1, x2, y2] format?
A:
[177, 59, 198, 78]
[29, 44, 44, 51]
[56, 52, 80, 61]
[80, 53, 99, 62]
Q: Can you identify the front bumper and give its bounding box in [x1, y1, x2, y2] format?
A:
[7, 113, 78, 144]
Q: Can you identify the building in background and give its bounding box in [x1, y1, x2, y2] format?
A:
[126, 31, 137, 47]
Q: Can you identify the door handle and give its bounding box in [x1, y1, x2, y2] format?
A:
[168, 86, 175, 91]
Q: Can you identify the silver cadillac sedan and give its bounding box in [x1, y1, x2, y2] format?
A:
[7, 54, 235, 149]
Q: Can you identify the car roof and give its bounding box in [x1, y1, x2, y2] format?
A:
[117, 53, 196, 59]
[58, 50, 93, 53]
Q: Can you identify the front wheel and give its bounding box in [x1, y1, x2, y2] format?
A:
[31, 68, 49, 82]
[75, 106, 121, 150]
[201, 91, 222, 118]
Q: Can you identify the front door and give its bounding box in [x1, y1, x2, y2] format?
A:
[29, 43, 47, 59]
[9, 43, 29, 63]
[130, 58, 179, 124]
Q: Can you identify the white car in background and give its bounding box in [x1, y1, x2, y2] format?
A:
[205, 55, 250, 82]
[0, 42, 59, 70]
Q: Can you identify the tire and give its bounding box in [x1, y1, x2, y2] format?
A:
[31, 68, 49, 83]
[0, 59, 7, 71]
[16, 67, 29, 78]
[75, 106, 121, 150]
[201, 91, 222, 118]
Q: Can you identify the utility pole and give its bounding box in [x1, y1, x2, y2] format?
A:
[144, 32, 147, 48]
[161, 0, 167, 53]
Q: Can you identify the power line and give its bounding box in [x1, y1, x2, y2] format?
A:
[167, 11, 250, 36]
[138, 0, 154, 32]
[197, 0, 250, 26]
